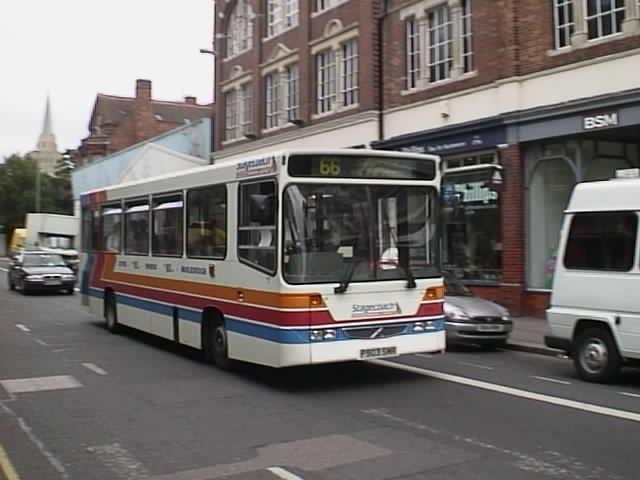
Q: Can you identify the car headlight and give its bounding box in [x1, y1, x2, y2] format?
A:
[444, 304, 470, 321]
[62, 274, 76, 281]
[26, 274, 44, 281]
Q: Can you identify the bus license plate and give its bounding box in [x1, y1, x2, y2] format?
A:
[477, 324, 503, 332]
[360, 346, 397, 359]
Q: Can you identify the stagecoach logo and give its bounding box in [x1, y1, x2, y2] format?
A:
[351, 302, 402, 318]
[236, 156, 276, 178]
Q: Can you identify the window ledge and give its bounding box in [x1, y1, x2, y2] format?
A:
[262, 123, 293, 134]
[311, 102, 359, 120]
[401, 71, 478, 96]
[222, 137, 245, 146]
[223, 49, 252, 63]
[263, 24, 299, 43]
[311, 0, 349, 18]
[546, 29, 638, 57]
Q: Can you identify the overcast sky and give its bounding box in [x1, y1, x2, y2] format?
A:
[0, 0, 214, 161]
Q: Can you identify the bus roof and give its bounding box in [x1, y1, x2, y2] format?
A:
[566, 177, 640, 213]
[80, 148, 441, 198]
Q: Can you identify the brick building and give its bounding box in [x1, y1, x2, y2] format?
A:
[211, 0, 640, 316]
[77, 79, 213, 166]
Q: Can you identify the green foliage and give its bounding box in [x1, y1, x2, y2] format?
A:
[0, 154, 73, 248]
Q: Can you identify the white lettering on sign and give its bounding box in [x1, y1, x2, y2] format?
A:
[583, 113, 618, 130]
[236, 156, 277, 178]
[454, 182, 498, 204]
[352, 302, 402, 318]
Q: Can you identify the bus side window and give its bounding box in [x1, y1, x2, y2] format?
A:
[187, 185, 227, 259]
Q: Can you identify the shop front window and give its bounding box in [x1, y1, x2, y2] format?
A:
[442, 167, 502, 283]
[527, 159, 575, 290]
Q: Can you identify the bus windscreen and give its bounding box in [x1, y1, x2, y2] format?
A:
[287, 154, 436, 180]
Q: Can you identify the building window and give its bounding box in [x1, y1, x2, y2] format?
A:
[564, 212, 637, 271]
[315, 39, 359, 114]
[102, 205, 122, 253]
[187, 185, 227, 259]
[316, 49, 337, 113]
[238, 180, 277, 274]
[428, 5, 452, 83]
[265, 72, 281, 129]
[225, 83, 253, 141]
[285, 64, 299, 121]
[341, 40, 359, 106]
[406, 18, 421, 89]
[405, 2, 473, 89]
[125, 200, 149, 256]
[152, 194, 183, 257]
[267, 0, 298, 37]
[265, 64, 300, 129]
[586, 0, 625, 39]
[553, 0, 575, 48]
[461, 0, 474, 72]
[226, 0, 253, 58]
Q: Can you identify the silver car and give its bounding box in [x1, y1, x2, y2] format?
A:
[444, 274, 513, 348]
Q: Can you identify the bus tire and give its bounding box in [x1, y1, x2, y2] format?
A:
[574, 327, 621, 383]
[213, 324, 233, 370]
[105, 294, 120, 334]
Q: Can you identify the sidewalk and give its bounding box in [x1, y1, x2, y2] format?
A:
[505, 316, 564, 356]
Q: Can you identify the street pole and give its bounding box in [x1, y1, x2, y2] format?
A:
[35, 163, 40, 213]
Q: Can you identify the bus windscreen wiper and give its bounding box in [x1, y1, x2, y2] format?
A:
[334, 258, 358, 294]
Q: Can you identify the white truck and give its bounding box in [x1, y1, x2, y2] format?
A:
[24, 213, 80, 271]
[545, 169, 640, 383]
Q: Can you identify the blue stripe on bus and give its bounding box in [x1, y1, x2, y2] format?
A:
[88, 289, 445, 344]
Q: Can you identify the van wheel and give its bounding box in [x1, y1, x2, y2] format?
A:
[574, 328, 621, 383]
[213, 324, 233, 370]
[105, 294, 120, 333]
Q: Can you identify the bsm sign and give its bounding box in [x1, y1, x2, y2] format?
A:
[583, 112, 619, 130]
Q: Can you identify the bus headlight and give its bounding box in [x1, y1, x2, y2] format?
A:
[310, 329, 338, 341]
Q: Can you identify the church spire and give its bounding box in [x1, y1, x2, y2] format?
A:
[42, 95, 53, 136]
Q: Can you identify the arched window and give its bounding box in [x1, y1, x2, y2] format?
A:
[226, 0, 253, 58]
[527, 158, 575, 289]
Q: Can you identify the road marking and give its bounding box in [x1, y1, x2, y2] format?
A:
[458, 361, 494, 371]
[371, 359, 640, 423]
[15, 324, 30, 333]
[532, 376, 571, 385]
[34, 339, 48, 346]
[0, 376, 82, 394]
[82, 363, 107, 376]
[0, 403, 69, 479]
[416, 353, 435, 358]
[268, 466, 305, 480]
[0, 445, 20, 480]
[619, 391, 640, 398]
[88, 443, 150, 479]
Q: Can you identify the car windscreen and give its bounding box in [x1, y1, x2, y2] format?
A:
[22, 254, 67, 267]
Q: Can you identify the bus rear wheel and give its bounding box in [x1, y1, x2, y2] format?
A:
[208, 324, 233, 370]
[105, 294, 120, 334]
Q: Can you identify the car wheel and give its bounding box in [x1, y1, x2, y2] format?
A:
[8, 276, 15, 291]
[213, 324, 233, 370]
[21, 280, 30, 295]
[105, 294, 120, 333]
[65, 288, 75, 295]
[574, 327, 621, 383]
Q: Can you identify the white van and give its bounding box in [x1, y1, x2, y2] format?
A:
[545, 169, 640, 383]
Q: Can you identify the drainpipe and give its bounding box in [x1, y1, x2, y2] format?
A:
[377, 0, 389, 144]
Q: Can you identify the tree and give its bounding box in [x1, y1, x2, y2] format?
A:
[0, 154, 73, 250]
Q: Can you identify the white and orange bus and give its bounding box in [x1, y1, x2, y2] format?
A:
[79, 148, 445, 368]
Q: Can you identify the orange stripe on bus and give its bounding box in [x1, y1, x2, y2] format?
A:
[99, 254, 324, 309]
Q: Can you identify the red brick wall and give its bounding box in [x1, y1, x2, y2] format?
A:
[518, 1, 640, 75]
[214, 0, 381, 152]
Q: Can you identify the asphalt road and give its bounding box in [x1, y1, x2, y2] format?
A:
[1, 260, 640, 480]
